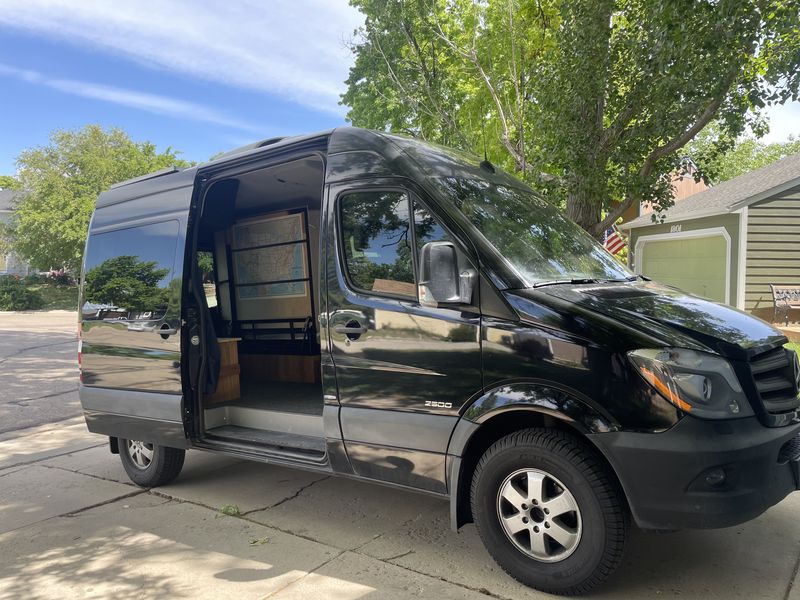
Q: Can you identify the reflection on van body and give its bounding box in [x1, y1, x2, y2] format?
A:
[81, 220, 183, 393]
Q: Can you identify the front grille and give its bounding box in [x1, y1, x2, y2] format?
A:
[748, 347, 800, 414]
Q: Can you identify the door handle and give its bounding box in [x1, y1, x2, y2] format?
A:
[334, 320, 368, 340]
[158, 324, 179, 339]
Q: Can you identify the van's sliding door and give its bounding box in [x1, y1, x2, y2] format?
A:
[79, 169, 196, 448]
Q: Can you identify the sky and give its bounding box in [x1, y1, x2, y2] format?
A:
[0, 1, 798, 176]
[0, 0, 364, 174]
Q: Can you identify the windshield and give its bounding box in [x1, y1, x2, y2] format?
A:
[437, 178, 632, 287]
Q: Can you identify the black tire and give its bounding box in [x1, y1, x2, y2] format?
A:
[471, 428, 627, 596]
[119, 438, 185, 487]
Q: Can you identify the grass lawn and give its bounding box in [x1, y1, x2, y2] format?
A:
[29, 284, 79, 311]
[786, 342, 800, 354]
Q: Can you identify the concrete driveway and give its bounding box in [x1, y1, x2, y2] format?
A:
[2, 312, 800, 599]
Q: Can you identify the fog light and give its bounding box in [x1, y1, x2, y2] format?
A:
[705, 468, 726, 487]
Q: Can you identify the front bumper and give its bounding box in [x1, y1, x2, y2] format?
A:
[590, 416, 800, 530]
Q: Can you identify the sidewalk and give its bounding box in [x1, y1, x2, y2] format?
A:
[2, 418, 800, 599]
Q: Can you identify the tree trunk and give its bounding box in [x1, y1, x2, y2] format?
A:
[566, 183, 603, 239]
[567, 165, 606, 238]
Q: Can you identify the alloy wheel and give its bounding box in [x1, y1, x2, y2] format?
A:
[496, 468, 582, 562]
[127, 440, 155, 470]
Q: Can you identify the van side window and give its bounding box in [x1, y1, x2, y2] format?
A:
[340, 191, 415, 299]
[413, 198, 453, 258]
[82, 221, 179, 321]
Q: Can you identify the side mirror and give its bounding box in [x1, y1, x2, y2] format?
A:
[418, 241, 477, 308]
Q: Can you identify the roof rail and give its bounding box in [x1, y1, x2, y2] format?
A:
[109, 166, 180, 190]
[209, 136, 289, 162]
[257, 136, 287, 147]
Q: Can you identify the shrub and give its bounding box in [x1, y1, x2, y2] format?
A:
[23, 273, 47, 285]
[0, 275, 45, 310]
[47, 268, 75, 286]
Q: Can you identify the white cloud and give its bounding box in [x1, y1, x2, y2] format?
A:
[0, 62, 260, 131]
[0, 0, 364, 115]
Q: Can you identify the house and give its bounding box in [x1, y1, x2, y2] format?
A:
[619, 152, 800, 322]
[0, 189, 31, 276]
[619, 157, 709, 222]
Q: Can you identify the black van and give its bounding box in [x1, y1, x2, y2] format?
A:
[78, 127, 800, 595]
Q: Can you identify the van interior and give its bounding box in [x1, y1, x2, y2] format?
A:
[193, 155, 325, 459]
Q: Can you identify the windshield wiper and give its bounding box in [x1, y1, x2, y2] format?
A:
[532, 278, 600, 288]
[599, 275, 642, 283]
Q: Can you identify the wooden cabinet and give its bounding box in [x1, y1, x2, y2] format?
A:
[205, 338, 241, 405]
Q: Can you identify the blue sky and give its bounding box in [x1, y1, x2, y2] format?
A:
[0, 1, 798, 176]
[0, 0, 364, 174]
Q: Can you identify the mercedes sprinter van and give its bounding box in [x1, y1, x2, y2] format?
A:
[78, 128, 800, 594]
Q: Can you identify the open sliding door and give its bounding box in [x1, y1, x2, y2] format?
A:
[79, 168, 197, 448]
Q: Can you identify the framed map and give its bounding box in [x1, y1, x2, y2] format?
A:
[232, 213, 309, 299]
[232, 213, 305, 250]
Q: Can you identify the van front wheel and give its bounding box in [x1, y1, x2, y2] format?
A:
[470, 428, 627, 596]
[119, 439, 185, 487]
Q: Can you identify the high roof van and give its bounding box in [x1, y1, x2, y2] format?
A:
[79, 127, 800, 595]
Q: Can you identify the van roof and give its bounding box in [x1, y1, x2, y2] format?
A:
[207, 130, 337, 164]
[94, 127, 523, 210]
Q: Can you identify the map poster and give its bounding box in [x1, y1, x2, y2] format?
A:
[232, 212, 309, 299]
[232, 212, 305, 250]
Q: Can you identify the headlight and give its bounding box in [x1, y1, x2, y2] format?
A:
[628, 348, 753, 419]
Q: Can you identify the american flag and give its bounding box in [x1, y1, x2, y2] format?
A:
[604, 227, 626, 255]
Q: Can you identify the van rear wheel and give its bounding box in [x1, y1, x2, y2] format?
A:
[119, 438, 185, 487]
[470, 428, 627, 596]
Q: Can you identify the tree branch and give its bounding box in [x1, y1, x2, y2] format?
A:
[432, 17, 526, 168]
[593, 74, 738, 237]
[370, 33, 442, 126]
[593, 196, 636, 236]
[399, 19, 469, 147]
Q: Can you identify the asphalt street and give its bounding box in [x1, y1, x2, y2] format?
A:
[0, 310, 80, 433]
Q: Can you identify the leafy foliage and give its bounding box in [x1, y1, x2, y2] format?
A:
[197, 251, 215, 282]
[45, 268, 75, 286]
[0, 175, 21, 190]
[689, 129, 800, 183]
[84, 255, 170, 311]
[343, 0, 800, 236]
[9, 125, 190, 271]
[34, 284, 79, 311]
[0, 275, 45, 311]
[217, 505, 241, 517]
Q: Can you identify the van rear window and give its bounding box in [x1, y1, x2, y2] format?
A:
[82, 220, 179, 321]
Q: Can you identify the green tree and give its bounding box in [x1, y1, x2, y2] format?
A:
[343, 0, 800, 236]
[0, 175, 21, 190]
[9, 125, 190, 271]
[83, 255, 170, 311]
[689, 129, 800, 183]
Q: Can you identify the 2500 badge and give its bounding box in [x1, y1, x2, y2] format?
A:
[424, 400, 452, 409]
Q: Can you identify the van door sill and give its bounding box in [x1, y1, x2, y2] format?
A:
[203, 425, 326, 460]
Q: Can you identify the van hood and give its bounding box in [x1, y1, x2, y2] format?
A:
[506, 281, 787, 359]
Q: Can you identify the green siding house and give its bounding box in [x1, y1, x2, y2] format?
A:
[620, 153, 800, 322]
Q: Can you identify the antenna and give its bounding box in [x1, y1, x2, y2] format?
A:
[479, 112, 496, 173]
[481, 117, 488, 162]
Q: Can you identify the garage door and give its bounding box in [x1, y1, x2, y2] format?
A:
[638, 235, 728, 303]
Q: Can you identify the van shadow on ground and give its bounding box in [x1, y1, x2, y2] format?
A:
[2, 444, 797, 599]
